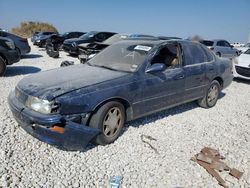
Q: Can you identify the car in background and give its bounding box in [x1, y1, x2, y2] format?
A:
[0, 31, 30, 56]
[0, 37, 20, 76]
[200, 39, 239, 58]
[33, 32, 58, 47]
[8, 39, 233, 151]
[62, 31, 116, 55]
[158, 36, 182, 40]
[233, 48, 250, 80]
[46, 31, 86, 56]
[78, 34, 128, 63]
[31, 32, 40, 42]
[235, 43, 250, 54]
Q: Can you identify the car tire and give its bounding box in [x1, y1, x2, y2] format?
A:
[197, 80, 220, 108]
[16, 48, 21, 58]
[0, 56, 7, 76]
[89, 101, 125, 145]
[216, 52, 221, 57]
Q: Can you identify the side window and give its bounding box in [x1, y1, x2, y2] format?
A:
[224, 41, 231, 47]
[182, 43, 207, 65]
[200, 44, 214, 62]
[217, 41, 224, 46]
[151, 43, 179, 68]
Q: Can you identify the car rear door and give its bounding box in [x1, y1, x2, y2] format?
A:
[181, 42, 208, 101]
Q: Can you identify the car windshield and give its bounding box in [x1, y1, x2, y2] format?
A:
[201, 40, 214, 46]
[244, 48, 250, 54]
[88, 41, 155, 72]
[79, 31, 97, 40]
[61, 32, 69, 37]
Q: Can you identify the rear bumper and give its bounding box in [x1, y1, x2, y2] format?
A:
[8, 91, 100, 151]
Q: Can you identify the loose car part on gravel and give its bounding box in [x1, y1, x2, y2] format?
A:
[191, 147, 243, 188]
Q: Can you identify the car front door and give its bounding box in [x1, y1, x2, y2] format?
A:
[134, 43, 185, 117]
[181, 42, 208, 101]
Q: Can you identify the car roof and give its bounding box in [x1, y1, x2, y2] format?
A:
[116, 38, 188, 46]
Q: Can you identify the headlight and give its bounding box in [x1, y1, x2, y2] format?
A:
[25, 96, 52, 114]
[5, 40, 15, 50]
[72, 42, 77, 47]
[36, 40, 40, 43]
[233, 57, 239, 65]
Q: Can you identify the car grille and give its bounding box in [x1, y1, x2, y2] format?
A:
[15, 87, 28, 104]
[235, 66, 250, 77]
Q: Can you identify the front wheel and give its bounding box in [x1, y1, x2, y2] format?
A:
[89, 101, 125, 145]
[197, 80, 220, 108]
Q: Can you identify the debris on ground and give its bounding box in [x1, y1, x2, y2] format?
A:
[191, 147, 243, 188]
[141, 134, 159, 154]
[60, 60, 75, 67]
[109, 176, 123, 188]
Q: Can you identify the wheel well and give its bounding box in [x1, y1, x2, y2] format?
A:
[0, 53, 7, 64]
[214, 77, 223, 88]
[92, 98, 133, 121]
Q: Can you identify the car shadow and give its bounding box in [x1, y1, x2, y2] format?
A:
[233, 77, 250, 85]
[22, 54, 43, 59]
[5, 66, 41, 77]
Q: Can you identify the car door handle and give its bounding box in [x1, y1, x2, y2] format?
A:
[174, 74, 185, 80]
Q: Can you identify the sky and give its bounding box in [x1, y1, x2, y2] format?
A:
[0, 0, 250, 43]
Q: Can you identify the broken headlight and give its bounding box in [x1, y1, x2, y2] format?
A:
[25, 96, 54, 114]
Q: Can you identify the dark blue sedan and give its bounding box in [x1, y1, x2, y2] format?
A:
[8, 39, 233, 151]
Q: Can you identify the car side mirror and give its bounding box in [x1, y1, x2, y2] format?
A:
[230, 45, 234, 48]
[146, 63, 166, 73]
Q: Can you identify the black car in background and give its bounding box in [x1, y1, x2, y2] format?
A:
[31, 32, 40, 42]
[78, 34, 128, 63]
[33, 32, 58, 47]
[0, 31, 30, 56]
[62, 31, 116, 55]
[0, 37, 20, 76]
[46, 31, 86, 56]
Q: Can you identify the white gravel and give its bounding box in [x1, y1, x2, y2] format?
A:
[0, 41, 249, 188]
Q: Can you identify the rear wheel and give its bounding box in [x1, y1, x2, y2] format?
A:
[0, 56, 7, 76]
[89, 101, 125, 145]
[197, 80, 220, 108]
[216, 52, 221, 57]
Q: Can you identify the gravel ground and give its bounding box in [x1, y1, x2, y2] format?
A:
[0, 41, 249, 188]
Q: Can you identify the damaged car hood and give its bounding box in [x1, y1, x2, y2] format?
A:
[17, 64, 129, 100]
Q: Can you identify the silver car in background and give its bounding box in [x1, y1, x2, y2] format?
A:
[200, 39, 239, 58]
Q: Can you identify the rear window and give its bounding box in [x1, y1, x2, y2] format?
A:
[182, 43, 207, 65]
[201, 40, 214, 46]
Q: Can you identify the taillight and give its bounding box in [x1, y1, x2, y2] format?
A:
[210, 47, 214, 51]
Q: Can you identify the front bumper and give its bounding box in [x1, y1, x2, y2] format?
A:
[8, 91, 100, 151]
[233, 64, 250, 80]
[63, 44, 78, 54]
